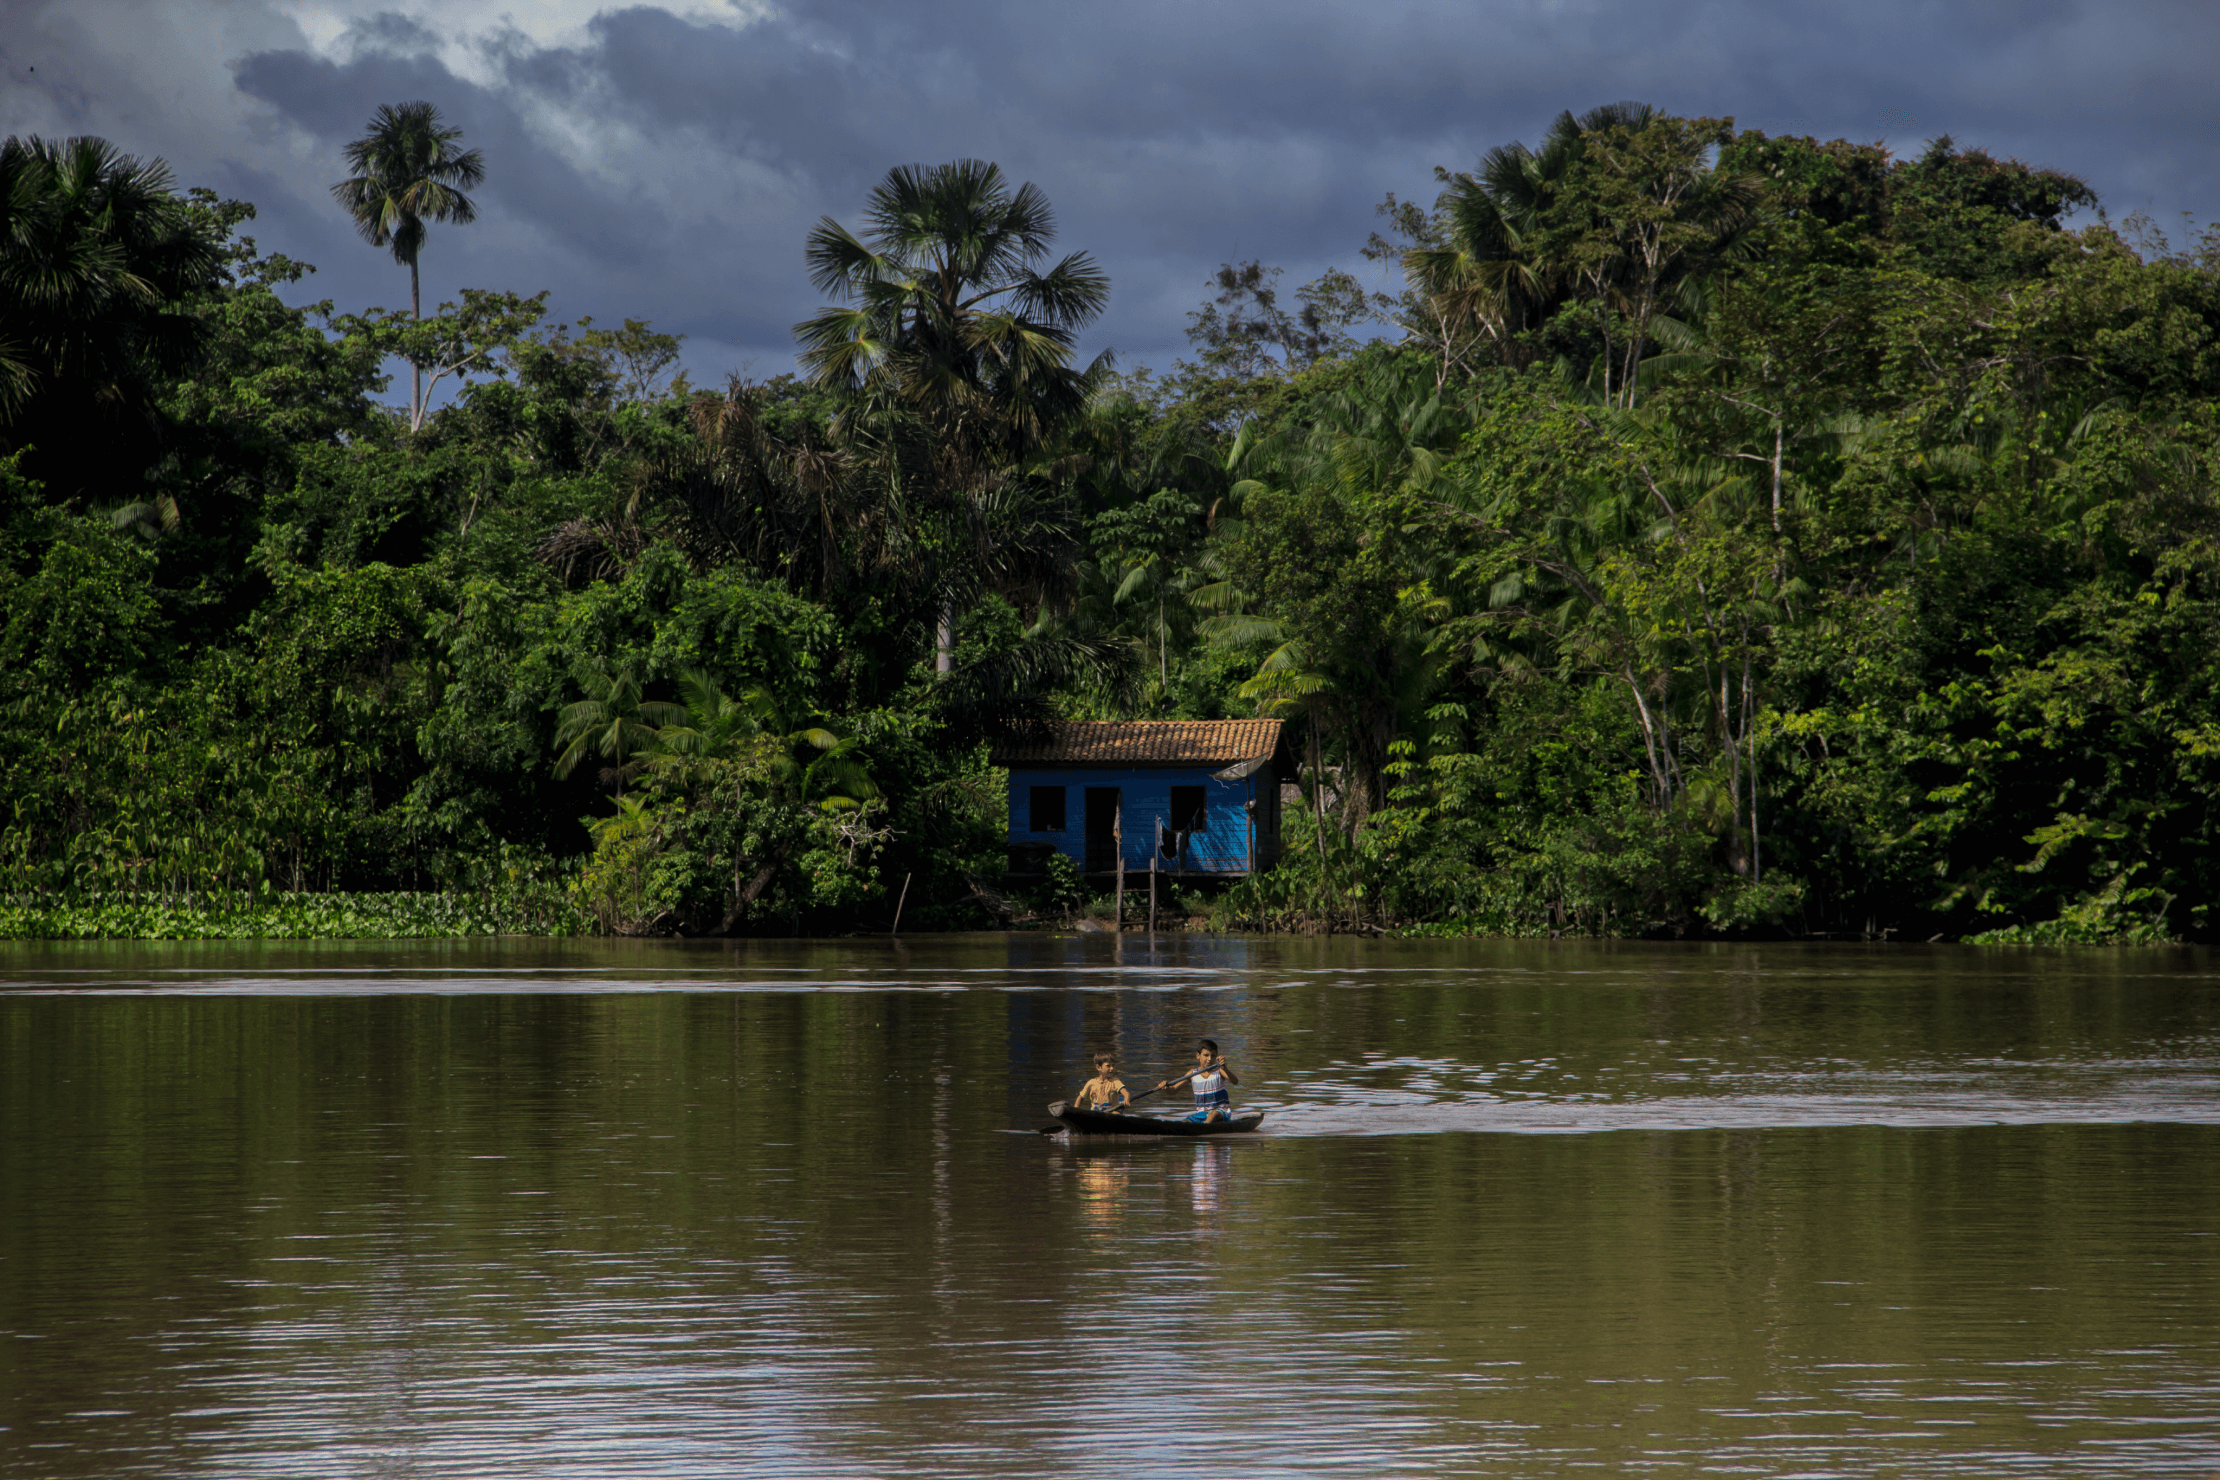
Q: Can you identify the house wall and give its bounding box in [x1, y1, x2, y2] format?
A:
[1004, 766, 1272, 873]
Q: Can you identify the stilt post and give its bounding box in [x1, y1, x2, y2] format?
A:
[1113, 814, 1124, 930]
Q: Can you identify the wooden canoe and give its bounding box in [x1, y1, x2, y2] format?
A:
[1047, 1100, 1266, 1136]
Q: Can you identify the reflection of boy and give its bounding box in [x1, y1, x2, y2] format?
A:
[1075, 1055, 1129, 1112]
[1078, 1159, 1129, 1226]
[1191, 1140, 1228, 1218]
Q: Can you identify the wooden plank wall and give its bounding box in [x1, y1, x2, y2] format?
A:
[1002, 766, 1275, 872]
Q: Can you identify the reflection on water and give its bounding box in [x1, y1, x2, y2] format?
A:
[1189, 1141, 1229, 1227]
[1, 935, 2217, 1477]
[1074, 1154, 1130, 1233]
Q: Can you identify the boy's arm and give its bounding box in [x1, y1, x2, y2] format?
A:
[1220, 1059, 1239, 1085]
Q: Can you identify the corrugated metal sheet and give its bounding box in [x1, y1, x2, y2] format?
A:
[990, 718, 1282, 768]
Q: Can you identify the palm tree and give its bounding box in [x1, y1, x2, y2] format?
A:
[0, 135, 220, 493]
[640, 669, 871, 803]
[1403, 103, 1654, 377]
[1404, 102, 1759, 406]
[793, 159, 1111, 672]
[330, 101, 485, 430]
[631, 669, 878, 932]
[552, 660, 683, 793]
[640, 669, 772, 785]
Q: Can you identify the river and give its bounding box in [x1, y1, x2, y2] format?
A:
[2, 935, 2215, 1477]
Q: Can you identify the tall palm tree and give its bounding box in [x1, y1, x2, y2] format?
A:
[330, 101, 485, 429]
[794, 159, 1111, 672]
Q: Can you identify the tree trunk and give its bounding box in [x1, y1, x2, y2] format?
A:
[935, 602, 956, 676]
[1721, 666, 1747, 877]
[1746, 650, 1761, 885]
[1309, 718, 1331, 878]
[720, 845, 794, 935]
[1595, 292, 1615, 408]
[1622, 668, 1676, 809]
[1336, 712, 1392, 838]
[1771, 422, 1784, 533]
[1750, 729, 1762, 886]
[409, 253, 424, 432]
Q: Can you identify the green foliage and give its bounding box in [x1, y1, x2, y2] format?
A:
[554, 664, 891, 935]
[1182, 259, 1379, 379]
[0, 881, 584, 941]
[333, 288, 548, 430]
[0, 135, 227, 506]
[5, 116, 2220, 946]
[0, 464, 164, 690]
[1009, 852, 1086, 920]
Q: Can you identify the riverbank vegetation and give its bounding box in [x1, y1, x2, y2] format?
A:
[3, 106, 2216, 942]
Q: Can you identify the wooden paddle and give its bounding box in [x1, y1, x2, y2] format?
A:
[1152, 1056, 1234, 1096]
[1038, 1086, 1156, 1135]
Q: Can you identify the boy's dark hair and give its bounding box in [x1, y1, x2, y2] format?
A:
[1094, 1053, 1115, 1067]
[1198, 1038, 1219, 1054]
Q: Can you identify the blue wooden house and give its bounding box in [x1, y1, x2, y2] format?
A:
[993, 720, 1293, 877]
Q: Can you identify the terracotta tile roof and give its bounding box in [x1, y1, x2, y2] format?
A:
[992, 718, 1284, 768]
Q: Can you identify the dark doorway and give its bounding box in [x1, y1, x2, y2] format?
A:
[1167, 785, 1207, 865]
[1084, 787, 1121, 872]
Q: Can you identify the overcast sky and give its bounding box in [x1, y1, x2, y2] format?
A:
[6, 0, 2216, 394]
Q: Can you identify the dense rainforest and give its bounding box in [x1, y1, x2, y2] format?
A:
[3, 103, 2217, 943]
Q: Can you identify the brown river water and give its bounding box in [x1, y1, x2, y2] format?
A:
[1, 934, 2216, 1478]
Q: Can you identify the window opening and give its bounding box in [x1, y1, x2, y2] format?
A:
[1029, 785, 1067, 833]
[1170, 786, 1206, 835]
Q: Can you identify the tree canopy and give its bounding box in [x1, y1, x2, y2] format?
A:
[5, 110, 2218, 947]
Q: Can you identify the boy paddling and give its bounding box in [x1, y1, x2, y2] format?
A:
[1158, 1038, 1239, 1123]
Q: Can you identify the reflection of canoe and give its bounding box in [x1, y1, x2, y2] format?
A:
[1048, 1101, 1266, 1136]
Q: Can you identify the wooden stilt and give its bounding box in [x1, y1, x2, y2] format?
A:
[1247, 777, 1256, 872]
[1113, 814, 1124, 930]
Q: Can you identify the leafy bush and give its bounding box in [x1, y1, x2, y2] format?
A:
[1700, 877, 1807, 933]
[1014, 853, 1087, 919]
[1964, 869, 2178, 945]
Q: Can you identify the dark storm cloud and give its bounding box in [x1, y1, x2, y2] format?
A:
[236, 41, 647, 268]
[21, 0, 2220, 384]
[232, 10, 875, 366]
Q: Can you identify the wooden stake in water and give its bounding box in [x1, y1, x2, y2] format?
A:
[891, 872, 911, 935]
[1114, 813, 1124, 931]
[1150, 852, 1158, 933]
